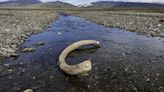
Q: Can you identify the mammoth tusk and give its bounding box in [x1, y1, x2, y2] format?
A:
[59, 40, 100, 75]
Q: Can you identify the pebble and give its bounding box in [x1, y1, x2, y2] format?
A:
[5, 29, 10, 32]
[50, 76, 54, 79]
[11, 45, 17, 50]
[125, 67, 128, 72]
[57, 32, 62, 35]
[159, 18, 164, 22]
[0, 48, 15, 53]
[32, 76, 36, 80]
[146, 78, 150, 82]
[158, 24, 162, 27]
[133, 87, 138, 91]
[36, 42, 45, 46]
[156, 73, 160, 77]
[8, 76, 13, 80]
[8, 69, 13, 72]
[4, 63, 10, 67]
[87, 85, 90, 88]
[22, 48, 36, 52]
[10, 53, 19, 58]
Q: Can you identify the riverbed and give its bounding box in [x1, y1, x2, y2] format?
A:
[0, 15, 164, 92]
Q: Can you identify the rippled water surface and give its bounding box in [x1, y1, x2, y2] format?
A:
[0, 16, 164, 92]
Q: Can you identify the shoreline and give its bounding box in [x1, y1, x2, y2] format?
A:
[0, 9, 164, 59]
[66, 11, 164, 37]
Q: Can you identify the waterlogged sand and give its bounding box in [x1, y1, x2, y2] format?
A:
[0, 9, 58, 58]
[67, 11, 164, 37]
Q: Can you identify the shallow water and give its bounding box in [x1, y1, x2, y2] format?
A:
[0, 16, 164, 92]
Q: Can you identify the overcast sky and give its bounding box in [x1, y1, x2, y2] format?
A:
[0, 0, 164, 5]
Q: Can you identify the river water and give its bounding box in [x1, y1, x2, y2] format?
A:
[0, 16, 164, 92]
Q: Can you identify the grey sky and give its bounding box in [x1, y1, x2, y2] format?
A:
[40, 0, 164, 5]
[0, 0, 164, 5]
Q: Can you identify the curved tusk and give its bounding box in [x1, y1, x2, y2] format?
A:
[59, 40, 100, 75]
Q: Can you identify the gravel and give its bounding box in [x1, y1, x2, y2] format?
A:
[1, 9, 164, 59]
[67, 11, 164, 37]
[0, 9, 58, 58]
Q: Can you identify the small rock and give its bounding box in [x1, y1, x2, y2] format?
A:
[50, 76, 54, 79]
[5, 29, 10, 32]
[11, 45, 18, 50]
[11, 86, 21, 91]
[57, 32, 62, 35]
[22, 48, 35, 52]
[146, 78, 150, 82]
[87, 85, 90, 88]
[24, 89, 33, 92]
[6, 39, 11, 43]
[10, 53, 19, 58]
[159, 86, 164, 92]
[155, 77, 158, 80]
[156, 73, 160, 77]
[17, 70, 25, 75]
[159, 18, 164, 22]
[125, 67, 128, 72]
[8, 69, 13, 72]
[4, 64, 10, 68]
[133, 87, 138, 91]
[32, 76, 36, 80]
[133, 71, 136, 73]
[8, 76, 13, 80]
[36, 42, 45, 46]
[1, 48, 15, 53]
[158, 24, 162, 27]
[144, 76, 151, 82]
[21, 35, 28, 38]
[0, 51, 8, 57]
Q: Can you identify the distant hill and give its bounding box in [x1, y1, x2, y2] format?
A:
[25, 1, 77, 8]
[0, 0, 41, 7]
[78, 4, 92, 7]
[89, 1, 164, 8]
